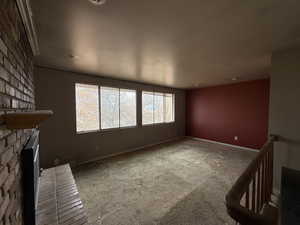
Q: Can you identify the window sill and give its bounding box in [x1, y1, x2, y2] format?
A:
[101, 125, 137, 132]
[76, 125, 137, 135]
[142, 121, 175, 127]
[76, 122, 175, 134]
[76, 129, 101, 135]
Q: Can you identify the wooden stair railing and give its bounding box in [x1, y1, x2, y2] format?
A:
[226, 135, 279, 225]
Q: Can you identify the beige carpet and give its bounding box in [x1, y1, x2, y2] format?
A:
[73, 138, 256, 225]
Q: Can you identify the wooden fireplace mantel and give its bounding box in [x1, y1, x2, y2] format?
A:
[2, 110, 53, 129]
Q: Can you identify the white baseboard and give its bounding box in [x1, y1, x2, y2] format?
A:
[186, 136, 259, 152]
[76, 136, 184, 167]
[76, 136, 258, 167]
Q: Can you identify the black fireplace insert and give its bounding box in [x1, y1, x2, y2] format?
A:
[22, 130, 40, 225]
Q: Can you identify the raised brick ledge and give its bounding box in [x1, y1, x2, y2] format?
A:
[36, 164, 88, 225]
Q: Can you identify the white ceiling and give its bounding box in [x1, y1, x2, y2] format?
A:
[31, 0, 299, 88]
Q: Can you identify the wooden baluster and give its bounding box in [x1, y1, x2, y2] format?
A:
[262, 154, 266, 205]
[225, 136, 278, 225]
[257, 165, 261, 212]
[246, 185, 250, 209]
[256, 170, 260, 213]
[266, 150, 272, 202]
[260, 156, 263, 209]
[264, 154, 268, 203]
[252, 175, 256, 212]
[265, 151, 269, 205]
[269, 144, 274, 200]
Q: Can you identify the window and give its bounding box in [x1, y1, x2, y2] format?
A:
[75, 84, 173, 132]
[154, 93, 164, 123]
[101, 87, 120, 129]
[142, 91, 154, 125]
[75, 84, 100, 132]
[165, 93, 175, 122]
[100, 87, 137, 130]
[120, 89, 137, 127]
[142, 92, 175, 125]
[76, 83, 137, 133]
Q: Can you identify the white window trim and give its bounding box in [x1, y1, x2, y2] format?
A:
[142, 91, 154, 126]
[165, 93, 175, 124]
[100, 86, 138, 130]
[75, 83, 101, 134]
[75, 83, 175, 134]
[142, 91, 175, 126]
[76, 83, 138, 134]
[100, 86, 120, 130]
[120, 88, 138, 128]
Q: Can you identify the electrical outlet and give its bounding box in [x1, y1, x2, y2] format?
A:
[234, 136, 238, 141]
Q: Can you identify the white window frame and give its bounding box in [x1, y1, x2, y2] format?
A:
[75, 83, 137, 134]
[142, 91, 154, 125]
[164, 93, 175, 123]
[142, 91, 175, 126]
[75, 83, 101, 134]
[100, 86, 120, 130]
[119, 88, 137, 128]
[100, 86, 137, 131]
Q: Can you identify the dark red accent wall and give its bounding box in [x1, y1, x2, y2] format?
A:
[186, 79, 270, 149]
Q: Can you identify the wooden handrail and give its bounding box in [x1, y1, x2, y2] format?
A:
[226, 135, 279, 225]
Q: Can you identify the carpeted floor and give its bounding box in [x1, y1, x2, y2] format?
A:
[73, 138, 256, 225]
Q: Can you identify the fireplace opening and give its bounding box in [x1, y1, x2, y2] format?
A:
[22, 130, 40, 225]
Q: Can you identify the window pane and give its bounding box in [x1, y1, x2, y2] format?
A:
[165, 94, 174, 122]
[142, 92, 154, 125]
[101, 87, 120, 129]
[154, 93, 164, 123]
[120, 89, 136, 127]
[75, 84, 99, 132]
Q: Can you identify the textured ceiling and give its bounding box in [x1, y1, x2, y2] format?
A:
[31, 0, 298, 88]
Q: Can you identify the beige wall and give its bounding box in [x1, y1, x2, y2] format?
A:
[270, 49, 300, 190]
[34, 67, 186, 168]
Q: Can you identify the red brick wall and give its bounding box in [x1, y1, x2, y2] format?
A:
[0, 1, 35, 224]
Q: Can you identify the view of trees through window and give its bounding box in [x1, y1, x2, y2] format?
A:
[165, 93, 174, 122]
[142, 91, 175, 125]
[120, 89, 137, 127]
[75, 83, 174, 133]
[75, 84, 100, 132]
[101, 87, 137, 129]
[101, 87, 120, 129]
[142, 92, 154, 125]
[154, 93, 164, 123]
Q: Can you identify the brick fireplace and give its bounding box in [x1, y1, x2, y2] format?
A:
[0, 0, 36, 224]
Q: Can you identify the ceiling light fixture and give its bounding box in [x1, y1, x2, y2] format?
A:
[69, 54, 79, 59]
[89, 0, 107, 6]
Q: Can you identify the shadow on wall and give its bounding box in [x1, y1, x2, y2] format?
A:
[278, 136, 300, 146]
[273, 135, 300, 190]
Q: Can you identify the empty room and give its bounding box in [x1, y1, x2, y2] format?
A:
[1, 1, 300, 225]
